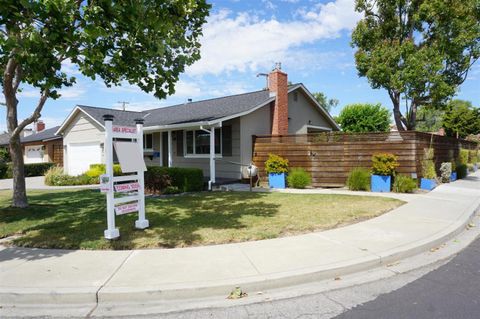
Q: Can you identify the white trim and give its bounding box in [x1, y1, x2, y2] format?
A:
[55, 106, 105, 136]
[306, 125, 332, 131]
[183, 127, 223, 157]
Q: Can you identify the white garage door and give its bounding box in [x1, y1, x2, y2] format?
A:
[25, 145, 43, 164]
[67, 142, 101, 175]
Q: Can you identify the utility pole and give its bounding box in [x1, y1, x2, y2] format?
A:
[118, 101, 129, 111]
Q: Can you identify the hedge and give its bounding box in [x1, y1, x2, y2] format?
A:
[145, 166, 204, 193]
[1, 162, 55, 179]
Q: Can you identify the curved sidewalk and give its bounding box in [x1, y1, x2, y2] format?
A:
[1, 172, 479, 305]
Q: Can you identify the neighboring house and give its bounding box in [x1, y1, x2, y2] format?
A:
[0, 122, 63, 165]
[21, 125, 63, 165]
[56, 67, 340, 183]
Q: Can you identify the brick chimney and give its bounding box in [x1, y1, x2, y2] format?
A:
[35, 120, 45, 132]
[268, 63, 288, 135]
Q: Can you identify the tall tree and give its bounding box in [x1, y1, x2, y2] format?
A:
[312, 92, 339, 112]
[1, 0, 210, 207]
[352, 0, 480, 131]
[442, 100, 480, 138]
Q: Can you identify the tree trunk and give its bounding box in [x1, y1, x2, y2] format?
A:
[406, 102, 417, 130]
[9, 134, 27, 208]
[6, 95, 28, 208]
[392, 98, 406, 131]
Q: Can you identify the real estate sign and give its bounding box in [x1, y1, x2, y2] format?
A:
[103, 116, 149, 240]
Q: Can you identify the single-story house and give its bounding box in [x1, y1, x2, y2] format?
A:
[56, 67, 340, 183]
[0, 122, 63, 165]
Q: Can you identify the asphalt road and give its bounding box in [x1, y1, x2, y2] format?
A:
[335, 237, 480, 319]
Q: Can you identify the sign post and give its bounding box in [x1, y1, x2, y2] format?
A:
[102, 114, 149, 240]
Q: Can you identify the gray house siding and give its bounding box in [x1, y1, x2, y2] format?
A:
[169, 118, 242, 179]
[288, 90, 331, 134]
[239, 104, 271, 178]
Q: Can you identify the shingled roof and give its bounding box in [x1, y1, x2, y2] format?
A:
[21, 126, 61, 143]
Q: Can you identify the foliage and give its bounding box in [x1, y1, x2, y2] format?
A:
[337, 103, 390, 132]
[459, 149, 469, 165]
[265, 154, 289, 174]
[442, 100, 480, 138]
[467, 163, 474, 172]
[4, 162, 55, 179]
[145, 166, 204, 193]
[393, 174, 417, 193]
[312, 92, 339, 112]
[0, 190, 403, 250]
[347, 168, 371, 191]
[415, 106, 445, 133]
[0, 148, 10, 163]
[163, 186, 181, 195]
[287, 168, 311, 189]
[440, 162, 452, 183]
[421, 160, 437, 179]
[0, 162, 7, 179]
[86, 164, 122, 177]
[0, 0, 210, 207]
[456, 164, 468, 179]
[371, 153, 399, 176]
[352, 0, 480, 130]
[44, 166, 97, 186]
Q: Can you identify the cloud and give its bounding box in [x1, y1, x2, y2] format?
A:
[17, 84, 86, 100]
[188, 0, 361, 76]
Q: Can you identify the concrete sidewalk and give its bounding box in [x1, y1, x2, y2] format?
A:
[1, 172, 479, 307]
[0, 176, 98, 190]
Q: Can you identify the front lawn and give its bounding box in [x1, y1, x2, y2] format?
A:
[0, 190, 403, 250]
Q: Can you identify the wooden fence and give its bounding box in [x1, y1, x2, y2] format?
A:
[252, 131, 478, 187]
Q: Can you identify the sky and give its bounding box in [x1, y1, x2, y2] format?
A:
[1, 0, 479, 132]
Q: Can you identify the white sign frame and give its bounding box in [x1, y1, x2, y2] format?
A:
[103, 116, 149, 240]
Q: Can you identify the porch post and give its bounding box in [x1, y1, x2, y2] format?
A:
[159, 132, 163, 166]
[209, 127, 216, 190]
[167, 130, 172, 167]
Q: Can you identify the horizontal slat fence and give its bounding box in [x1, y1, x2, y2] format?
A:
[252, 131, 477, 187]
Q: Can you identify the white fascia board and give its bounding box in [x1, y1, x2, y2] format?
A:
[55, 106, 105, 135]
[307, 124, 332, 131]
[295, 84, 341, 131]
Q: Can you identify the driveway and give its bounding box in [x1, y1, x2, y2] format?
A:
[0, 176, 98, 190]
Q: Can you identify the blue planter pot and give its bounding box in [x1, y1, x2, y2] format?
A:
[371, 175, 391, 192]
[269, 173, 286, 189]
[450, 172, 457, 182]
[420, 178, 437, 191]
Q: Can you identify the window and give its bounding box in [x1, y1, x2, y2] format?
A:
[184, 128, 222, 156]
[143, 134, 153, 150]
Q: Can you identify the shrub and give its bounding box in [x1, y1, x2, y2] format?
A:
[439, 162, 452, 183]
[459, 148, 469, 165]
[0, 148, 10, 163]
[347, 168, 371, 191]
[456, 164, 468, 179]
[467, 163, 474, 172]
[0, 162, 7, 179]
[5, 162, 55, 178]
[287, 168, 311, 189]
[337, 103, 391, 132]
[393, 174, 417, 193]
[44, 166, 97, 186]
[468, 150, 477, 164]
[421, 148, 436, 179]
[264, 154, 289, 174]
[88, 163, 122, 176]
[371, 153, 398, 176]
[163, 186, 181, 195]
[145, 166, 204, 193]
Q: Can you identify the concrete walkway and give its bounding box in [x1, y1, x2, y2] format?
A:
[0, 176, 98, 190]
[1, 172, 479, 307]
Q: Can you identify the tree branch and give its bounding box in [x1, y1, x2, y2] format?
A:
[12, 64, 22, 92]
[12, 89, 49, 138]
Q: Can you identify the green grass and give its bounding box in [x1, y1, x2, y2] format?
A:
[0, 190, 404, 250]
